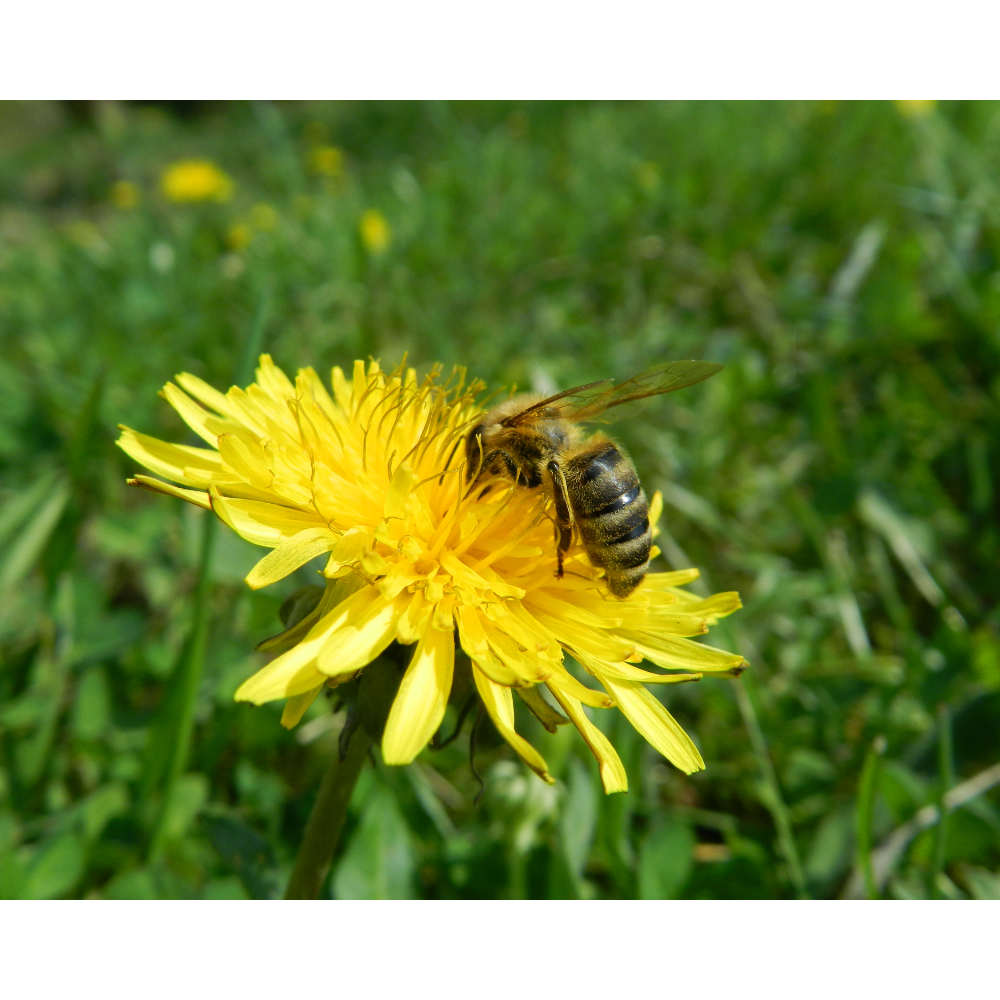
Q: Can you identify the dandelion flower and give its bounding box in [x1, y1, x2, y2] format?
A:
[309, 145, 344, 177]
[117, 358, 745, 793]
[360, 209, 391, 253]
[161, 160, 234, 203]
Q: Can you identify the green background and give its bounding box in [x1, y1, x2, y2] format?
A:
[1, 100, 999, 899]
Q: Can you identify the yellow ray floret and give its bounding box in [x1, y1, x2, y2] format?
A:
[117, 356, 746, 794]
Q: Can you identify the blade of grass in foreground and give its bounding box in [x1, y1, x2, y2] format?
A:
[148, 290, 271, 864]
[734, 670, 808, 899]
[930, 705, 954, 899]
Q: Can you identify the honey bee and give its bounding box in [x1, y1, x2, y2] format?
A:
[465, 360, 723, 597]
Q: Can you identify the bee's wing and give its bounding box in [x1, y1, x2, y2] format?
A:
[499, 379, 613, 426]
[501, 361, 723, 426]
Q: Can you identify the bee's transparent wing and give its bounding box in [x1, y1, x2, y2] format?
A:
[499, 379, 612, 426]
[501, 361, 723, 426]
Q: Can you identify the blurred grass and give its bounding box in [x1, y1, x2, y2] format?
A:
[1, 99, 999, 899]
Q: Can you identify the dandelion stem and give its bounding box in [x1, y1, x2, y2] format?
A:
[285, 729, 370, 899]
[930, 704, 953, 898]
[733, 673, 808, 899]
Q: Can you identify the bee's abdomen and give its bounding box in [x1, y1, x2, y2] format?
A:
[571, 444, 651, 598]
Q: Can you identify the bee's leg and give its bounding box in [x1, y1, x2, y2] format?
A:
[547, 460, 574, 579]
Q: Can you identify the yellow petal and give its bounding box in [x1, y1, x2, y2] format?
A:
[666, 590, 743, 623]
[473, 565, 525, 600]
[377, 560, 423, 599]
[331, 365, 352, 411]
[618, 630, 747, 674]
[470, 648, 522, 687]
[175, 371, 236, 418]
[648, 489, 663, 537]
[218, 433, 274, 490]
[573, 648, 702, 685]
[297, 367, 339, 423]
[484, 622, 551, 685]
[315, 591, 403, 677]
[281, 685, 324, 729]
[359, 547, 388, 576]
[487, 601, 562, 664]
[256, 354, 296, 400]
[547, 681, 627, 794]
[128, 475, 210, 510]
[236, 586, 378, 703]
[210, 487, 325, 546]
[351, 360, 367, 411]
[220, 385, 271, 440]
[530, 607, 635, 663]
[384, 464, 417, 519]
[324, 528, 374, 577]
[642, 568, 700, 589]
[257, 573, 366, 653]
[455, 604, 490, 661]
[546, 664, 613, 707]
[236, 658, 328, 704]
[433, 594, 456, 631]
[116, 427, 222, 486]
[472, 664, 553, 783]
[597, 675, 705, 774]
[396, 589, 433, 644]
[161, 381, 242, 447]
[440, 550, 500, 595]
[245, 526, 338, 589]
[382, 621, 455, 764]
[527, 589, 624, 630]
[457, 606, 539, 686]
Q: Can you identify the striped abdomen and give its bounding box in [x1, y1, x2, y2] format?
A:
[568, 442, 651, 598]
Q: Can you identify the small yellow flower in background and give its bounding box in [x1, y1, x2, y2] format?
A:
[226, 204, 279, 252]
[360, 209, 391, 254]
[110, 180, 139, 209]
[249, 202, 279, 232]
[896, 100, 936, 120]
[117, 359, 745, 793]
[309, 145, 344, 177]
[227, 224, 252, 252]
[161, 160, 234, 203]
